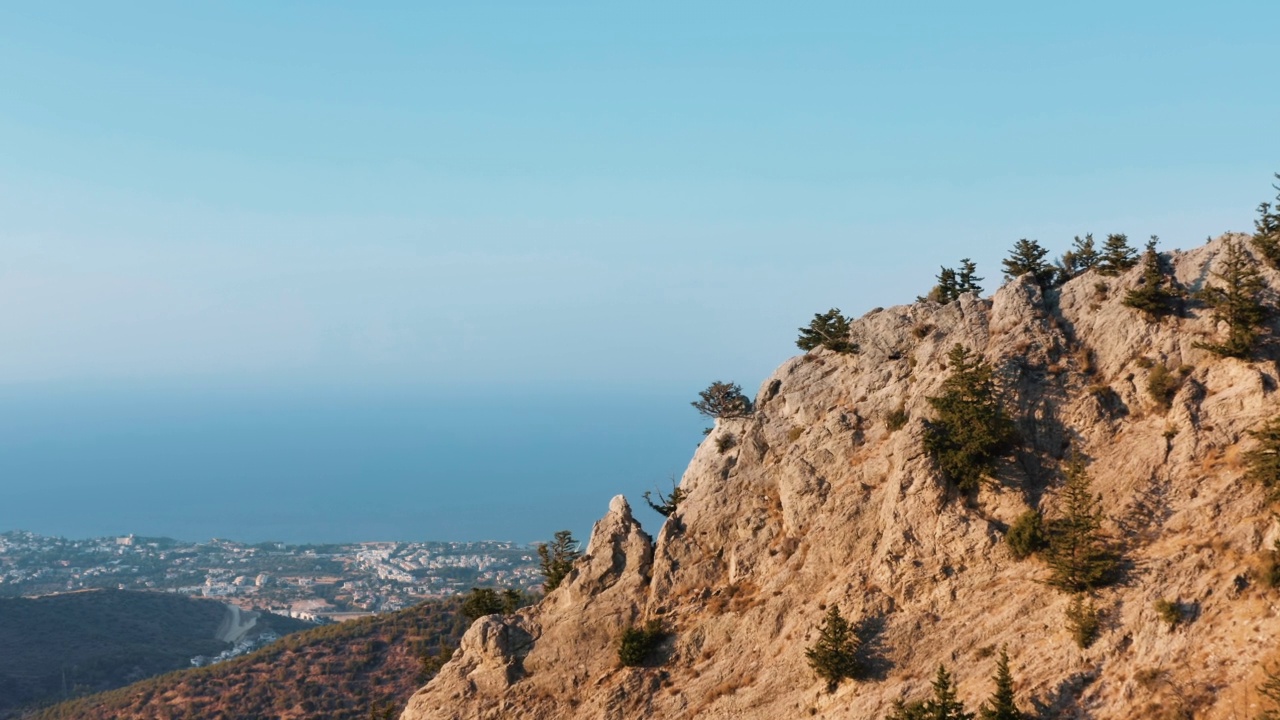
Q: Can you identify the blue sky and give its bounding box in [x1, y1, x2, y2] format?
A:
[2, 1, 1277, 394]
[0, 3, 1278, 541]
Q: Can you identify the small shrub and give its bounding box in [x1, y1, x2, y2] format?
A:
[1153, 599, 1182, 629]
[1135, 667, 1165, 688]
[1077, 348, 1096, 375]
[885, 406, 909, 432]
[1135, 356, 1154, 369]
[1146, 364, 1180, 409]
[1065, 595, 1101, 649]
[643, 480, 687, 517]
[912, 323, 935, 339]
[974, 644, 996, 660]
[618, 620, 666, 667]
[1006, 510, 1047, 559]
[716, 433, 738, 454]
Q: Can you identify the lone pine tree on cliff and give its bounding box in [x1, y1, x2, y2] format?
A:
[924, 345, 1016, 494]
[1097, 233, 1138, 276]
[1001, 239, 1054, 287]
[537, 530, 580, 591]
[805, 605, 862, 691]
[1196, 237, 1269, 358]
[796, 308, 857, 353]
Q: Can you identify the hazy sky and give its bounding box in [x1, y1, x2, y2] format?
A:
[2, 2, 1277, 396]
[2, 4, 1280, 543]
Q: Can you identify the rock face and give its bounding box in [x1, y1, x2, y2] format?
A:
[403, 235, 1280, 720]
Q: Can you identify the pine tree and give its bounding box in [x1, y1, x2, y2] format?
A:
[501, 588, 525, 614]
[957, 259, 983, 295]
[461, 587, 505, 621]
[1252, 173, 1280, 268]
[924, 345, 1017, 494]
[924, 261, 983, 304]
[1122, 236, 1182, 318]
[924, 664, 975, 720]
[797, 308, 857, 353]
[805, 605, 863, 691]
[1064, 594, 1101, 648]
[691, 381, 753, 419]
[1046, 455, 1118, 592]
[1097, 233, 1138, 276]
[977, 648, 1024, 720]
[1195, 238, 1269, 358]
[927, 267, 960, 304]
[537, 530, 581, 591]
[1244, 415, 1280, 500]
[1001, 239, 1054, 286]
[1057, 234, 1100, 281]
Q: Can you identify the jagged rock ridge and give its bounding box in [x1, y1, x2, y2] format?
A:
[403, 234, 1280, 720]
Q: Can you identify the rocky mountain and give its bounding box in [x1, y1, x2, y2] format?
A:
[401, 233, 1280, 719]
[0, 589, 307, 718]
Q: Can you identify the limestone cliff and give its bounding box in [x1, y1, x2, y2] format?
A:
[403, 234, 1280, 720]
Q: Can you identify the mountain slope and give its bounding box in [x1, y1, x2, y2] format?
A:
[0, 589, 306, 718]
[402, 234, 1280, 720]
[32, 597, 463, 720]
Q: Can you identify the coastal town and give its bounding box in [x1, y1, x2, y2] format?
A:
[0, 530, 545, 620]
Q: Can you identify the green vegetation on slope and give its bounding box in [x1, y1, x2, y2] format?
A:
[0, 589, 306, 718]
[32, 597, 464, 720]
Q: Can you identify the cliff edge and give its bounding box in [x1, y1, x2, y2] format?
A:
[404, 234, 1280, 720]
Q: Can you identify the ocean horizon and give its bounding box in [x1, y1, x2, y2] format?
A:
[0, 383, 705, 545]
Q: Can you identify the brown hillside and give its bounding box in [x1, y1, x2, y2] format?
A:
[33, 598, 463, 720]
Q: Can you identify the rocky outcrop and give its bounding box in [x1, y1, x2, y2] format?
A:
[403, 235, 1280, 720]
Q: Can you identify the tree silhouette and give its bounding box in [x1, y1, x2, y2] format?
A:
[1097, 233, 1138, 276]
[691, 381, 753, 419]
[1056, 234, 1099, 281]
[1001, 239, 1054, 286]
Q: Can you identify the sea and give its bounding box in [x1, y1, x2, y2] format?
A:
[0, 384, 704, 545]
